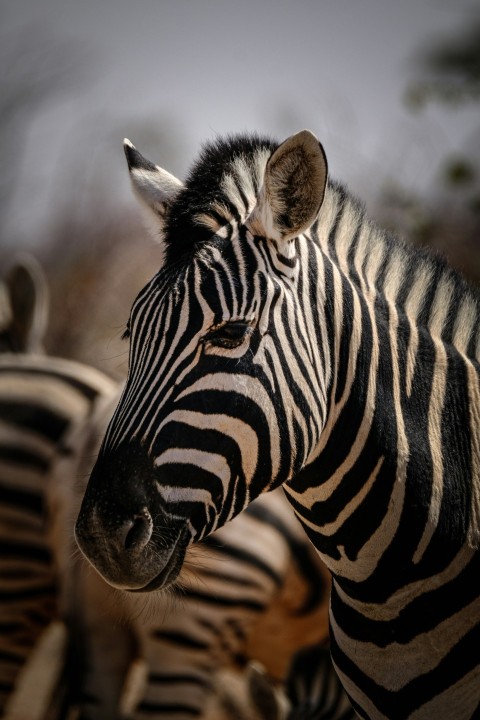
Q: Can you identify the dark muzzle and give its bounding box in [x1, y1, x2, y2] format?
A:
[74, 440, 190, 591]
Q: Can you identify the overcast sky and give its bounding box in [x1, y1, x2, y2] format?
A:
[2, 0, 479, 244]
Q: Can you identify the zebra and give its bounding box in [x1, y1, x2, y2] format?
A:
[0, 257, 118, 714]
[284, 642, 356, 719]
[0, 257, 351, 719]
[51, 389, 337, 719]
[74, 128, 480, 718]
[243, 642, 356, 720]
[0, 253, 49, 354]
[0, 355, 117, 714]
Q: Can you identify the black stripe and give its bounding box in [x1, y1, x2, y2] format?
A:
[183, 587, 265, 612]
[0, 364, 102, 402]
[0, 400, 70, 443]
[0, 584, 56, 602]
[202, 536, 282, 586]
[0, 539, 51, 564]
[148, 672, 209, 688]
[0, 484, 44, 515]
[136, 701, 201, 716]
[0, 445, 50, 472]
[151, 630, 209, 651]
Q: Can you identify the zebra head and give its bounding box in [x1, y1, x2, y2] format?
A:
[75, 130, 328, 591]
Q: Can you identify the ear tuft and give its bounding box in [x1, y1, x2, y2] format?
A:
[247, 129, 328, 243]
[123, 139, 158, 173]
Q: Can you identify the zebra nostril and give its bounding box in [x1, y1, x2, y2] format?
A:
[124, 508, 153, 551]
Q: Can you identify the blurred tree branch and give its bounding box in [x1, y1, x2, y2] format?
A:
[406, 16, 480, 109]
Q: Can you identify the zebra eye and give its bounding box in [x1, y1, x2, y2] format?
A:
[203, 321, 253, 349]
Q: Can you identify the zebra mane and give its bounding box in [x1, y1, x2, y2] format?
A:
[163, 133, 277, 263]
[321, 180, 480, 359]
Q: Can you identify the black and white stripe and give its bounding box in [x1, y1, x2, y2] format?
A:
[285, 642, 356, 720]
[0, 355, 116, 712]
[0, 256, 116, 713]
[76, 129, 480, 718]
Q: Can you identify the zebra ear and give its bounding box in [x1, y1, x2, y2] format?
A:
[247, 130, 327, 243]
[1, 254, 49, 353]
[123, 139, 184, 240]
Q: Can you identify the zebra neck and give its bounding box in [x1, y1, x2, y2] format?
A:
[284, 183, 480, 589]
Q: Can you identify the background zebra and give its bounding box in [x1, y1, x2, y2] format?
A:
[0, 254, 49, 354]
[75, 129, 480, 718]
[285, 642, 356, 720]
[0, 257, 117, 716]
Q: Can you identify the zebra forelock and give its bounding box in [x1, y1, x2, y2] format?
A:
[161, 134, 277, 264]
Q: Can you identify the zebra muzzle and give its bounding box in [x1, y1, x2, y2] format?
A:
[75, 498, 190, 592]
[75, 439, 194, 591]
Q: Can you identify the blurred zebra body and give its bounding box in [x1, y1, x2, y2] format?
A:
[285, 643, 355, 720]
[0, 256, 117, 713]
[75, 130, 480, 718]
[0, 353, 116, 713]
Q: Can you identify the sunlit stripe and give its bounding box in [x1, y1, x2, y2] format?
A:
[333, 545, 474, 621]
[403, 263, 433, 397]
[413, 280, 452, 563]
[452, 294, 477, 356]
[154, 410, 259, 480]
[332, 591, 480, 691]
[465, 362, 480, 548]
[155, 448, 231, 500]
[174, 373, 281, 481]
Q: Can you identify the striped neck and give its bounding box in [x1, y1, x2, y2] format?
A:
[285, 182, 480, 590]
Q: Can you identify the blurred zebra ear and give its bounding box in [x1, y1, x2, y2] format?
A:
[0, 254, 49, 353]
[123, 139, 184, 240]
[247, 130, 327, 243]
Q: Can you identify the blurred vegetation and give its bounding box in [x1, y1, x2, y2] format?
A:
[39, 212, 163, 381]
[0, 25, 85, 246]
[405, 18, 480, 109]
[375, 11, 480, 285]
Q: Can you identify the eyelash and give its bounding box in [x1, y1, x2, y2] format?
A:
[202, 321, 253, 349]
[122, 320, 254, 347]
